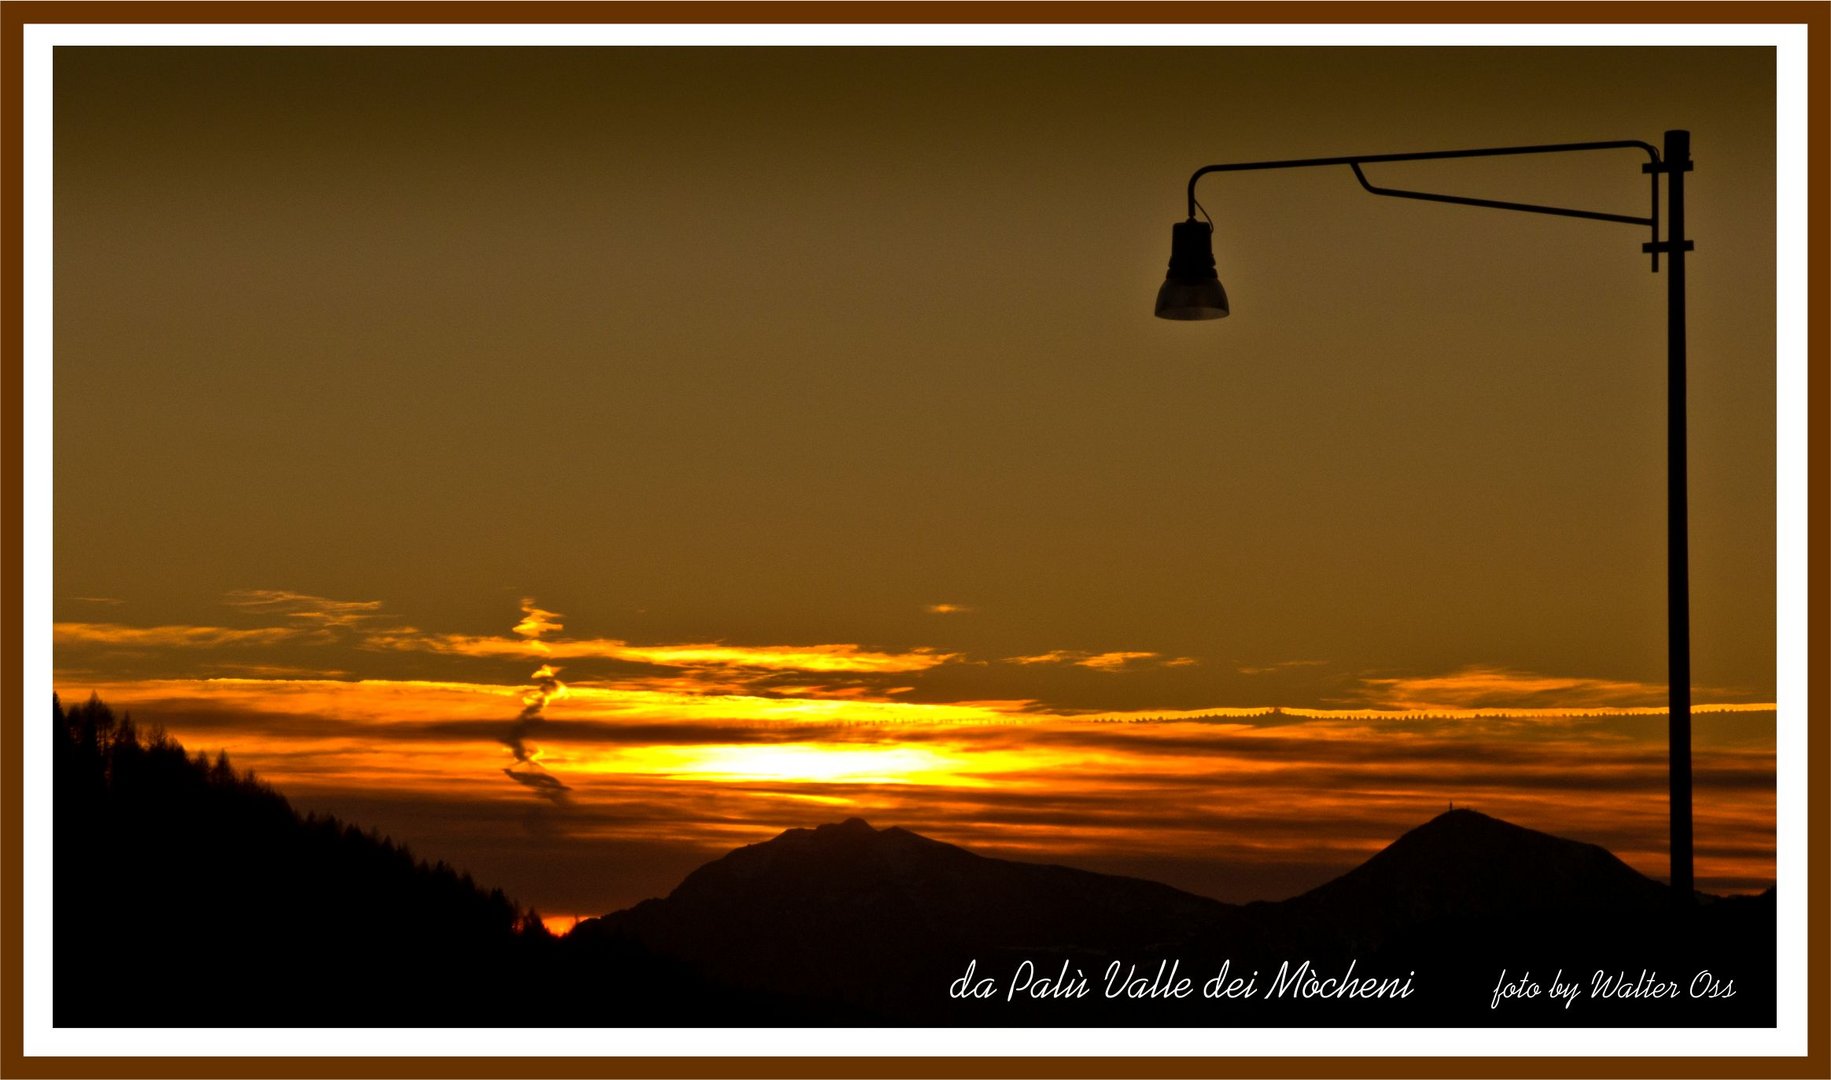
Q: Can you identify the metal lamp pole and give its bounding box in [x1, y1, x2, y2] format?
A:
[1157, 130, 1695, 898]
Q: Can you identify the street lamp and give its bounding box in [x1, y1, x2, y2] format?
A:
[1159, 130, 1696, 899]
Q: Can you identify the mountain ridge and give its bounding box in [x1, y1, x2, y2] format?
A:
[580, 806, 1687, 938]
[578, 815, 1243, 1012]
[569, 809, 1775, 1024]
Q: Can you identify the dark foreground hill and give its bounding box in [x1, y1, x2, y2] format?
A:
[53, 695, 1775, 1027]
[55, 694, 557, 1025]
[52, 694, 760, 1027]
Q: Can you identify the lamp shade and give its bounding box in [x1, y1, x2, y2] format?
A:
[1154, 218, 1230, 320]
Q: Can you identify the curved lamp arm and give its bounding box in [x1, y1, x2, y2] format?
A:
[1185, 138, 1672, 269]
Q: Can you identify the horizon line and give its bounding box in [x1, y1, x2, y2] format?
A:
[50, 675, 1777, 724]
[1080, 703, 1779, 721]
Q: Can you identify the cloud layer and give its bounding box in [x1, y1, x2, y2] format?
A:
[1351, 665, 1678, 711]
[56, 672, 1777, 917]
[52, 593, 1778, 916]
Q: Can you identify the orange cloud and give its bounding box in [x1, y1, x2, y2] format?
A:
[223, 589, 384, 627]
[367, 630, 959, 674]
[1006, 650, 1166, 672]
[1007, 650, 1082, 666]
[608, 642, 959, 673]
[1237, 659, 1328, 676]
[54, 622, 312, 648]
[1088, 702, 1778, 722]
[925, 603, 971, 615]
[1352, 666, 1673, 711]
[1077, 651, 1159, 672]
[198, 663, 353, 679]
[63, 675, 1025, 731]
[512, 599, 564, 642]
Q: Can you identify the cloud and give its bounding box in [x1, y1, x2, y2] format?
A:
[63, 675, 1030, 734]
[498, 603, 572, 802]
[367, 630, 960, 674]
[1006, 650, 1079, 666]
[1005, 650, 1167, 672]
[1076, 651, 1159, 672]
[202, 663, 353, 679]
[925, 603, 971, 615]
[224, 589, 385, 628]
[54, 622, 311, 648]
[1237, 659, 1328, 676]
[609, 642, 959, 673]
[70, 596, 123, 605]
[504, 764, 571, 805]
[503, 664, 565, 765]
[512, 599, 564, 642]
[57, 674, 1778, 904]
[1351, 665, 1673, 711]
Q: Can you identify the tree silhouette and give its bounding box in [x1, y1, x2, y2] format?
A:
[50, 694, 768, 1027]
[52, 693, 555, 1025]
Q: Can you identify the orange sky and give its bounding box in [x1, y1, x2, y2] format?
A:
[53, 594, 1776, 917]
[50, 46, 1779, 920]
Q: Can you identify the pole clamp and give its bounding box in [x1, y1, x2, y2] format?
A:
[1642, 240, 1695, 254]
[1643, 159, 1694, 174]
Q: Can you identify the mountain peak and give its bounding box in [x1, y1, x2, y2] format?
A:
[1289, 806, 1668, 938]
[1390, 807, 1622, 861]
[821, 816, 876, 834]
[1363, 807, 1522, 840]
[1429, 806, 1504, 822]
[586, 815, 1235, 1012]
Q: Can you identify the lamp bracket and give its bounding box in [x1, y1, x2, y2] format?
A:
[1186, 138, 1669, 273]
[1345, 161, 1652, 229]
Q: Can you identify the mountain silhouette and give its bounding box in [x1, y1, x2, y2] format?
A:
[580, 811, 1775, 1026]
[597, 817, 1233, 945]
[1266, 808, 1672, 952]
[572, 817, 1240, 1016]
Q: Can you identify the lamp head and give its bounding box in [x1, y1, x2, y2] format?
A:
[1154, 218, 1229, 320]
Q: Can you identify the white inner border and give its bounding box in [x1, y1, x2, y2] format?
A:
[20, 19, 1812, 1060]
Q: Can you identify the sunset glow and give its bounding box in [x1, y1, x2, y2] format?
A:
[54, 594, 1778, 917]
[357, 628, 962, 673]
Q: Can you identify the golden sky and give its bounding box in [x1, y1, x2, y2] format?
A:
[53, 593, 1776, 915]
[52, 46, 1778, 918]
